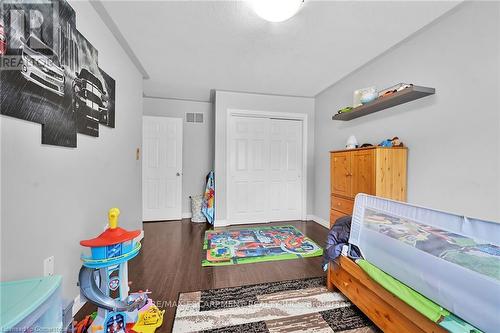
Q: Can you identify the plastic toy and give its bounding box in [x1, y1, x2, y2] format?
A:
[379, 137, 404, 147]
[378, 83, 413, 98]
[379, 139, 393, 147]
[346, 135, 358, 149]
[78, 208, 164, 333]
[73, 312, 97, 333]
[359, 87, 378, 104]
[391, 136, 404, 147]
[202, 171, 215, 225]
[132, 300, 165, 333]
[337, 106, 353, 114]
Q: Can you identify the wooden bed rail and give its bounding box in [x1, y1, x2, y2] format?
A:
[328, 256, 446, 333]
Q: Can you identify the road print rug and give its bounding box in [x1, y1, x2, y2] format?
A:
[202, 225, 323, 267]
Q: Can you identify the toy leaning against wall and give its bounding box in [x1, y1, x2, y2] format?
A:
[78, 208, 164, 333]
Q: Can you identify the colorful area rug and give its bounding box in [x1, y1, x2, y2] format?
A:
[202, 225, 323, 266]
[172, 277, 379, 332]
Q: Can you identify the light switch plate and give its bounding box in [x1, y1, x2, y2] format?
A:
[44, 256, 54, 276]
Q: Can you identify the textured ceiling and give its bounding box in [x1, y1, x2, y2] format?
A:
[102, 1, 460, 101]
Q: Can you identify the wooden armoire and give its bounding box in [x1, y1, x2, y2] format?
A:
[330, 146, 408, 226]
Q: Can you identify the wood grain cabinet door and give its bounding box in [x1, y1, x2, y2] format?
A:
[331, 152, 352, 198]
[352, 150, 375, 196]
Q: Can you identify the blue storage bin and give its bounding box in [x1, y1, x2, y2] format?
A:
[0, 276, 62, 332]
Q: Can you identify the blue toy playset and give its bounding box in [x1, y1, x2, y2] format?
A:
[78, 208, 164, 333]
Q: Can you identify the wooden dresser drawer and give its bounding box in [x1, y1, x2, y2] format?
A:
[330, 209, 347, 227]
[331, 196, 354, 215]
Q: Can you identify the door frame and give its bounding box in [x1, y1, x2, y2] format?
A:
[142, 115, 183, 222]
[226, 109, 308, 224]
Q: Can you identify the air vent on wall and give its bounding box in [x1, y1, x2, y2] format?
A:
[195, 113, 203, 123]
[186, 113, 204, 123]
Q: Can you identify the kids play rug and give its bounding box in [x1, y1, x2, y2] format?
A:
[202, 225, 323, 267]
[172, 277, 378, 332]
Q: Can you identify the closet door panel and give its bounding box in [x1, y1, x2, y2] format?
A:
[228, 116, 303, 224]
[228, 116, 269, 223]
[269, 119, 303, 221]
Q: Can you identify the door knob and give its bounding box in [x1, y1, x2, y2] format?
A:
[176, 172, 182, 176]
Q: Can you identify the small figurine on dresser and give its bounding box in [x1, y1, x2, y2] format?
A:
[379, 136, 404, 147]
[391, 136, 404, 147]
[345, 135, 358, 149]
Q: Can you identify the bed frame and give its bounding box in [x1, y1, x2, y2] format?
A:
[327, 256, 446, 333]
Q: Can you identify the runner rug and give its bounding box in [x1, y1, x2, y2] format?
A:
[172, 277, 378, 332]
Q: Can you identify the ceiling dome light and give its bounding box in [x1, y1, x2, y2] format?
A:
[250, 0, 304, 23]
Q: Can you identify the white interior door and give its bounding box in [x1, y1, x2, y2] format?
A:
[268, 119, 303, 221]
[142, 116, 183, 221]
[228, 116, 270, 223]
[228, 116, 303, 224]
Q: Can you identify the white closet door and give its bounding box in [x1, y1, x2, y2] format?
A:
[228, 116, 303, 224]
[269, 119, 303, 221]
[228, 116, 270, 223]
[142, 116, 183, 221]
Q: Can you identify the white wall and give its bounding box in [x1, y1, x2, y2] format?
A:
[214, 90, 315, 224]
[143, 97, 214, 216]
[314, 2, 500, 223]
[0, 0, 144, 306]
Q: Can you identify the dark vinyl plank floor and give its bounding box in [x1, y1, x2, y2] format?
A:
[77, 219, 328, 332]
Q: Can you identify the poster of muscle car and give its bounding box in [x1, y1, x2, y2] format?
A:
[73, 31, 100, 137]
[0, 0, 115, 147]
[0, 18, 6, 55]
[99, 67, 115, 128]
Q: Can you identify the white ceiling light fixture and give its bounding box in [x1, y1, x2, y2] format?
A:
[250, 0, 304, 23]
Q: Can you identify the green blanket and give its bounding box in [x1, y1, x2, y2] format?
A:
[356, 259, 482, 333]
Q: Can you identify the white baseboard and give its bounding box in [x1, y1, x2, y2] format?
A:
[215, 218, 330, 228]
[214, 219, 229, 227]
[216, 218, 328, 228]
[306, 214, 329, 229]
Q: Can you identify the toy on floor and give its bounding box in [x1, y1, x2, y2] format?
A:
[132, 299, 165, 333]
[73, 312, 97, 333]
[78, 208, 164, 333]
[202, 171, 215, 225]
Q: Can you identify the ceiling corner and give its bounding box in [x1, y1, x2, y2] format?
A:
[89, 0, 150, 79]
